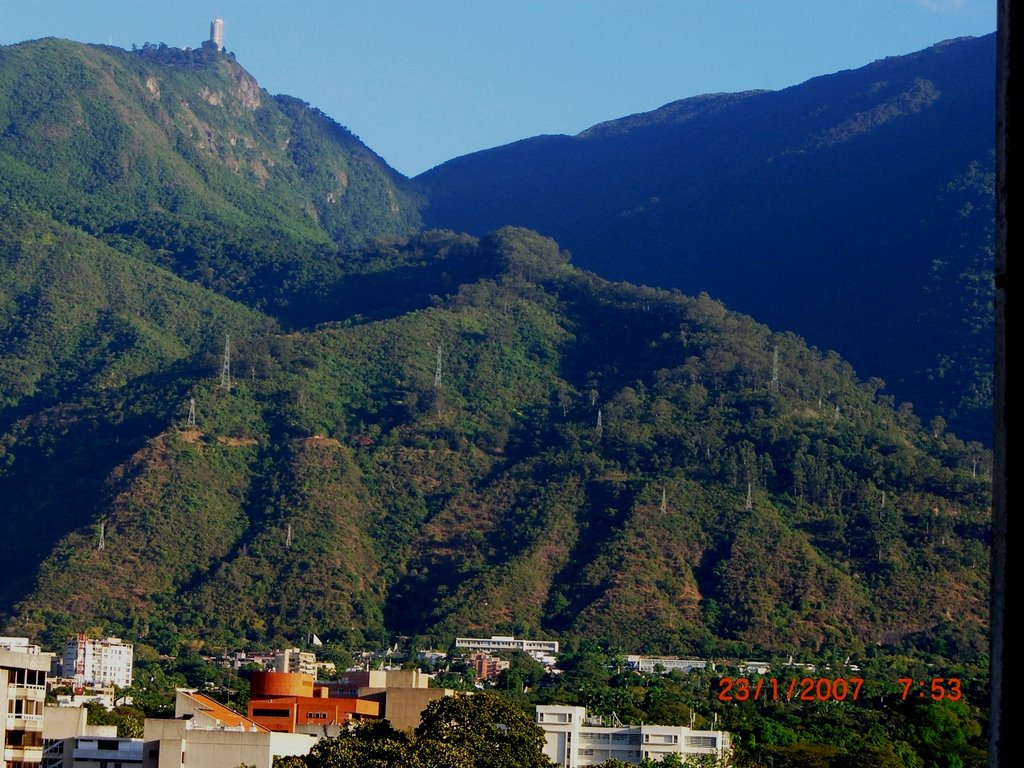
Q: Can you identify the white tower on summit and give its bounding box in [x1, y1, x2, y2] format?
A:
[210, 18, 224, 51]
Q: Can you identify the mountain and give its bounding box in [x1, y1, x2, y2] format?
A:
[0, 38, 989, 663]
[0, 37, 422, 327]
[415, 34, 996, 446]
[1, 227, 990, 660]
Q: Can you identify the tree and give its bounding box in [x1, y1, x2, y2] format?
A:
[278, 694, 555, 768]
[414, 692, 556, 768]
[85, 702, 145, 738]
[284, 719, 413, 768]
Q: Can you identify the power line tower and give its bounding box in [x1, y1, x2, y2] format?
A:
[434, 344, 443, 388]
[97, 520, 105, 551]
[770, 344, 780, 392]
[187, 397, 196, 428]
[220, 334, 232, 390]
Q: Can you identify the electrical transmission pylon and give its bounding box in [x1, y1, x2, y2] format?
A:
[187, 397, 196, 428]
[220, 334, 231, 390]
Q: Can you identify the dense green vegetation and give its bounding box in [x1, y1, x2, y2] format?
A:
[416, 34, 996, 446]
[0, 36, 992, 764]
[0, 38, 421, 327]
[0, 228, 990, 665]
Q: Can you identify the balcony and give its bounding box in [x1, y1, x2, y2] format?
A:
[7, 682, 46, 699]
[4, 744, 44, 762]
[6, 712, 45, 730]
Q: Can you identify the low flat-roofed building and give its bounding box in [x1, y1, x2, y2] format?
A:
[46, 735, 144, 767]
[536, 704, 731, 767]
[141, 690, 314, 768]
[624, 656, 711, 675]
[455, 635, 559, 663]
[319, 668, 453, 730]
[0, 637, 43, 654]
[43, 704, 120, 766]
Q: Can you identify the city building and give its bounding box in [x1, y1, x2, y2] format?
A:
[217, 651, 276, 672]
[247, 671, 379, 734]
[320, 669, 454, 731]
[142, 689, 314, 768]
[1, 645, 51, 766]
[49, 686, 117, 712]
[455, 635, 559, 663]
[43, 721, 143, 768]
[624, 656, 711, 675]
[466, 652, 510, 681]
[0, 638, 43, 655]
[61, 636, 133, 689]
[416, 650, 448, 667]
[536, 705, 731, 767]
[43, 705, 120, 768]
[274, 648, 317, 677]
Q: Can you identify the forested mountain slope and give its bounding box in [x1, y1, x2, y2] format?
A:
[0, 35, 990, 664]
[0, 37, 422, 326]
[1, 229, 989, 662]
[416, 34, 996, 446]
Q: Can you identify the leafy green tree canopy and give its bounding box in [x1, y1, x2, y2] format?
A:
[414, 693, 555, 768]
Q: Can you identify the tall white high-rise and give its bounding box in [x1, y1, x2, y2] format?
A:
[210, 17, 224, 51]
[61, 635, 134, 688]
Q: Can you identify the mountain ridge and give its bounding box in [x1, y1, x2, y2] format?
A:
[415, 33, 995, 446]
[0, 37, 991, 665]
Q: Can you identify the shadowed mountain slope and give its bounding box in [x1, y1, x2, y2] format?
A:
[417, 35, 996, 445]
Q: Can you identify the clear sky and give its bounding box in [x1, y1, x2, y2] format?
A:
[0, 1, 996, 177]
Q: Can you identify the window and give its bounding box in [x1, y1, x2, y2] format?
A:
[253, 708, 291, 717]
[685, 736, 719, 747]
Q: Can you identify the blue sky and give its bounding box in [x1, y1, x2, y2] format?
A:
[0, 1, 996, 177]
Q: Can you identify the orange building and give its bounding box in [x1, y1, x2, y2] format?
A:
[247, 670, 379, 733]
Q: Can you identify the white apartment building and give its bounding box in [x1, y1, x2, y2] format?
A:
[274, 648, 317, 677]
[536, 705, 731, 767]
[61, 636, 134, 689]
[455, 636, 559, 663]
[2, 646, 52, 766]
